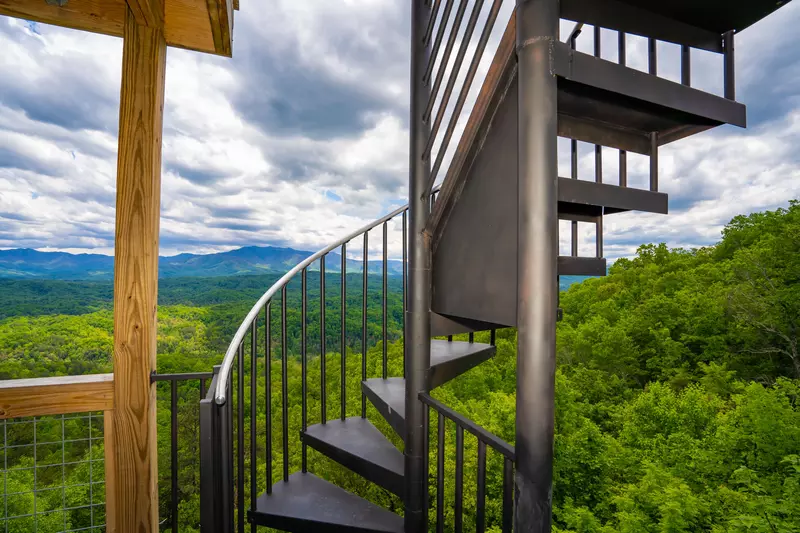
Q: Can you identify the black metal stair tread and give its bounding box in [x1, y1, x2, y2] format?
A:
[429, 339, 495, 389]
[362, 378, 405, 438]
[558, 177, 668, 217]
[250, 472, 403, 533]
[302, 418, 404, 497]
[553, 41, 746, 151]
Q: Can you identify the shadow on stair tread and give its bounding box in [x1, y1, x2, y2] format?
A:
[302, 417, 404, 497]
[250, 472, 403, 533]
[363, 340, 495, 438]
[429, 339, 495, 389]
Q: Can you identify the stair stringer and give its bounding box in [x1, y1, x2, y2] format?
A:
[430, 72, 522, 328]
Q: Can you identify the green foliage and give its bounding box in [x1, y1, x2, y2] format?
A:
[1, 202, 798, 532]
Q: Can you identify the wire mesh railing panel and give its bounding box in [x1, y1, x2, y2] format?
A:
[1, 413, 106, 533]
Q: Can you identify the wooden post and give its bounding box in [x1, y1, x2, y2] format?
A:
[109, 5, 166, 532]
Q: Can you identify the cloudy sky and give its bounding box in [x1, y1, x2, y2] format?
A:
[0, 1, 798, 260]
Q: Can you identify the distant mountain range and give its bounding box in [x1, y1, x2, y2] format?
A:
[0, 246, 404, 281]
[0, 246, 590, 290]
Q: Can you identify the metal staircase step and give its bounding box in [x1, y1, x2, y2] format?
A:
[250, 472, 403, 533]
[362, 378, 405, 438]
[429, 339, 495, 389]
[302, 418, 404, 497]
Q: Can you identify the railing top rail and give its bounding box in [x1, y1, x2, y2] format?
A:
[420, 392, 515, 460]
[214, 188, 439, 405]
[152, 371, 215, 382]
[0, 373, 114, 419]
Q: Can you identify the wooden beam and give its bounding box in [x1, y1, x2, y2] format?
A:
[206, 0, 233, 56]
[125, 0, 164, 28]
[0, 374, 114, 419]
[109, 7, 166, 533]
[0, 0, 125, 38]
[0, 0, 231, 57]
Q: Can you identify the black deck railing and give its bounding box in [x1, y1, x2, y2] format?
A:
[152, 371, 215, 532]
[421, 393, 515, 533]
[199, 186, 439, 533]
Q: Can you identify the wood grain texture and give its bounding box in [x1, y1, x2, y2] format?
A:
[205, 0, 233, 56]
[0, 0, 126, 37]
[0, 0, 230, 56]
[0, 374, 114, 419]
[110, 8, 166, 533]
[125, 0, 164, 28]
[165, 0, 215, 54]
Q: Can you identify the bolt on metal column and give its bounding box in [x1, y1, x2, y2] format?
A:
[515, 0, 559, 531]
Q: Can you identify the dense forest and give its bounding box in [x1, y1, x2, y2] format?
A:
[0, 201, 798, 532]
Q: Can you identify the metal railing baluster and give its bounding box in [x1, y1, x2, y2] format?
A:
[425, 0, 483, 147]
[424, 0, 465, 112]
[362, 233, 368, 417]
[502, 457, 513, 533]
[427, 0, 503, 192]
[321, 255, 327, 423]
[681, 44, 691, 86]
[281, 286, 289, 482]
[341, 243, 347, 421]
[650, 132, 659, 192]
[249, 320, 257, 531]
[571, 138, 579, 256]
[265, 303, 272, 494]
[171, 379, 179, 533]
[402, 210, 408, 379]
[237, 343, 244, 533]
[724, 30, 735, 100]
[382, 222, 388, 380]
[619, 31, 627, 187]
[648, 37, 657, 75]
[301, 269, 308, 472]
[422, 0, 441, 46]
[436, 412, 445, 533]
[454, 425, 464, 533]
[476, 440, 487, 533]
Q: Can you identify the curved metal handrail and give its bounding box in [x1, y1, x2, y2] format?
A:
[213, 187, 440, 405]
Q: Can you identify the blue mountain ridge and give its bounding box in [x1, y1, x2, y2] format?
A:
[0, 246, 588, 290]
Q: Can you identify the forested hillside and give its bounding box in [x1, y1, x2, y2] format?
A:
[0, 202, 797, 532]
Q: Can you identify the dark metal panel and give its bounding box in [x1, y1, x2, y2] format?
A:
[558, 257, 607, 276]
[558, 114, 651, 155]
[430, 312, 504, 337]
[561, 0, 723, 52]
[432, 73, 519, 327]
[431, 79, 610, 328]
[558, 177, 668, 215]
[428, 340, 495, 389]
[612, 0, 791, 34]
[553, 42, 747, 129]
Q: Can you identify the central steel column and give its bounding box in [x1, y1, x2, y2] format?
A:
[405, 1, 432, 532]
[515, 0, 559, 531]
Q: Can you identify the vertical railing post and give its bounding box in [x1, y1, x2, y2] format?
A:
[406, 1, 433, 531]
[516, 0, 559, 531]
[723, 30, 735, 100]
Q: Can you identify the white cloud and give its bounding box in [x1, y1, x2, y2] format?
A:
[0, 3, 798, 262]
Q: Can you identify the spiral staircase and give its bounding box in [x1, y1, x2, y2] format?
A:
[198, 1, 787, 532]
